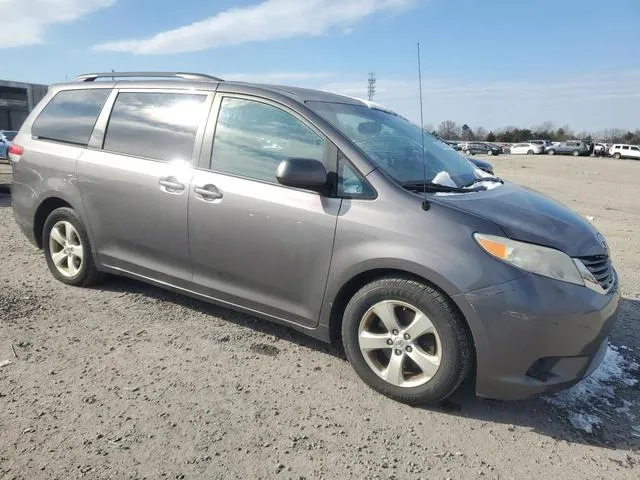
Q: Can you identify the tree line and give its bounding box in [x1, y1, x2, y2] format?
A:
[435, 120, 640, 145]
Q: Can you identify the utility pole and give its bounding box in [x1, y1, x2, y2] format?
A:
[367, 72, 376, 101]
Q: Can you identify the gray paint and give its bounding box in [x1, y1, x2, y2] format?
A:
[10, 76, 619, 400]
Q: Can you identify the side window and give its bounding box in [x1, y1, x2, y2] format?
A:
[338, 152, 376, 199]
[631, 147, 639, 152]
[622, 146, 629, 150]
[211, 97, 325, 183]
[103, 92, 207, 162]
[32, 89, 110, 146]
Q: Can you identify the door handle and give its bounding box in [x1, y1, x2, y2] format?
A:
[159, 177, 185, 192]
[194, 185, 223, 200]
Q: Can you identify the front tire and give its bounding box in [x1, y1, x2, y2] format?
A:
[547, 149, 555, 155]
[614, 153, 621, 159]
[487, 150, 493, 156]
[527, 150, 534, 155]
[43, 207, 101, 287]
[572, 150, 580, 156]
[341, 277, 472, 405]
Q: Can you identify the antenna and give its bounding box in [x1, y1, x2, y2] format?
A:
[417, 42, 429, 210]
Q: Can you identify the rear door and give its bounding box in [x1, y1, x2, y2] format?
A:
[78, 88, 213, 284]
[188, 94, 341, 327]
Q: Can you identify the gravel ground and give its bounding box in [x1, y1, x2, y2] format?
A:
[1, 155, 639, 479]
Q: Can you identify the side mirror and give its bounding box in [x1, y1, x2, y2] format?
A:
[276, 158, 328, 193]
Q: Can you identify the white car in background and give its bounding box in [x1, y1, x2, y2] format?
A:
[508, 142, 544, 155]
[609, 144, 640, 160]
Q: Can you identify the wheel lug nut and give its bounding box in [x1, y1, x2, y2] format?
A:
[392, 329, 399, 335]
[405, 346, 412, 353]
[403, 333, 410, 340]
[386, 339, 393, 346]
[395, 349, 402, 356]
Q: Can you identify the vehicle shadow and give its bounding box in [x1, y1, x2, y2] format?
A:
[98, 276, 640, 452]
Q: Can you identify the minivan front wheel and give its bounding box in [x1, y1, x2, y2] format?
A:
[342, 277, 472, 405]
[43, 207, 101, 287]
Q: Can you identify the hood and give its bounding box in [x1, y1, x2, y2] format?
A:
[432, 181, 606, 257]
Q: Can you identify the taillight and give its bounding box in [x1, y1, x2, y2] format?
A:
[7, 143, 23, 162]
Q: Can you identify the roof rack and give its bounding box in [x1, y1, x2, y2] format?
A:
[73, 72, 224, 82]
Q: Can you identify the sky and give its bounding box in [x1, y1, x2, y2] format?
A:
[1, 0, 639, 132]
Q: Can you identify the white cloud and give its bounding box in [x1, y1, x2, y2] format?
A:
[93, 0, 416, 54]
[221, 69, 640, 131]
[0, 0, 115, 48]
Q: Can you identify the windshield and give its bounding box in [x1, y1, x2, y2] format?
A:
[307, 101, 477, 188]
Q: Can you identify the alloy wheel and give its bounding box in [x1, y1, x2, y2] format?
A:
[358, 300, 442, 388]
[49, 221, 84, 278]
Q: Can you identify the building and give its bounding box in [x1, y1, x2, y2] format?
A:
[0, 80, 48, 131]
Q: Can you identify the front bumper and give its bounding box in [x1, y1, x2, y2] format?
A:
[453, 272, 620, 400]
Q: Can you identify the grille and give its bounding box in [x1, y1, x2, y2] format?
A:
[576, 255, 615, 292]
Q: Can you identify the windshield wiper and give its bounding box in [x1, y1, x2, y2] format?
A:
[401, 181, 484, 193]
[462, 176, 503, 188]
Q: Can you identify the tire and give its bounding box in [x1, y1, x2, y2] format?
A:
[465, 149, 472, 155]
[487, 150, 493, 156]
[547, 149, 555, 155]
[43, 207, 102, 287]
[341, 277, 472, 405]
[527, 150, 534, 155]
[614, 153, 621, 159]
[572, 150, 580, 157]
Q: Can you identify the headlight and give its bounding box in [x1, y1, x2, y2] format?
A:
[474, 233, 584, 286]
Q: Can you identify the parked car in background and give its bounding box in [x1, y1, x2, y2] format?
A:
[528, 140, 552, 150]
[0, 130, 18, 162]
[461, 142, 501, 156]
[467, 156, 494, 175]
[593, 143, 609, 156]
[609, 144, 640, 160]
[545, 140, 589, 156]
[508, 142, 544, 155]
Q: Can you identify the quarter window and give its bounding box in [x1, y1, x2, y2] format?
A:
[32, 89, 110, 146]
[211, 97, 325, 183]
[103, 92, 207, 162]
[338, 152, 376, 199]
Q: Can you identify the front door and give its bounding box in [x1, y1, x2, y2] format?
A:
[78, 89, 211, 284]
[188, 96, 341, 327]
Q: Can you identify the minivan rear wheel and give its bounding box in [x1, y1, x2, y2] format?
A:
[43, 207, 101, 287]
[341, 277, 472, 405]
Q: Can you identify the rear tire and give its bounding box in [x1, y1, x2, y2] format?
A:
[43, 207, 102, 287]
[465, 149, 472, 155]
[527, 150, 534, 155]
[572, 150, 580, 156]
[487, 150, 493, 156]
[547, 149, 555, 155]
[341, 277, 472, 405]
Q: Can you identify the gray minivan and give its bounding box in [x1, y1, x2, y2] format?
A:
[11, 72, 619, 404]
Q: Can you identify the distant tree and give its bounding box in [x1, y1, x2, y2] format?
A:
[486, 131, 496, 142]
[475, 127, 488, 141]
[460, 124, 474, 141]
[437, 120, 460, 140]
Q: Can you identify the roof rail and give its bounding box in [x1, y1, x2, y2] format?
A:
[73, 72, 224, 82]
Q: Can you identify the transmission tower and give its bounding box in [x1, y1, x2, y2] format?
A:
[367, 73, 376, 101]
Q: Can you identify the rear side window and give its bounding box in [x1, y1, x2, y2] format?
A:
[32, 89, 110, 146]
[103, 92, 207, 162]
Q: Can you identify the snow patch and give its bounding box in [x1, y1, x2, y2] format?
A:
[545, 344, 639, 433]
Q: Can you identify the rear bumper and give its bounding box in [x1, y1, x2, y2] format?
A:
[453, 273, 620, 400]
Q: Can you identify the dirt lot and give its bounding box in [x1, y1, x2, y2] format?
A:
[1, 155, 639, 479]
